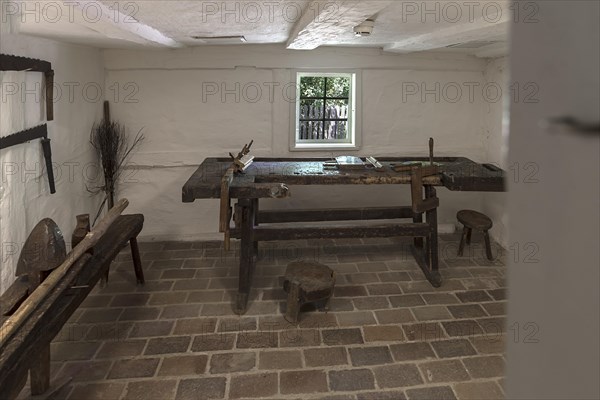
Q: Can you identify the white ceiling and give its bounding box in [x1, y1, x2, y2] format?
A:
[10, 0, 510, 57]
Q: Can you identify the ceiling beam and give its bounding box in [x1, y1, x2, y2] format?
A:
[287, 0, 393, 50]
[384, 15, 510, 54]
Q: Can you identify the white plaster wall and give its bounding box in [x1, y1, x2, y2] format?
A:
[482, 56, 509, 248]
[102, 45, 503, 241]
[0, 29, 104, 294]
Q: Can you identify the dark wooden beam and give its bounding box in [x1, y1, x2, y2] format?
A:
[258, 207, 415, 224]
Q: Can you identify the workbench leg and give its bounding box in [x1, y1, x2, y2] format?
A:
[413, 212, 424, 248]
[130, 237, 145, 285]
[425, 186, 441, 287]
[30, 343, 50, 395]
[235, 198, 256, 315]
[252, 198, 259, 261]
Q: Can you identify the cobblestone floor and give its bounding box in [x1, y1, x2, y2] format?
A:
[27, 234, 506, 400]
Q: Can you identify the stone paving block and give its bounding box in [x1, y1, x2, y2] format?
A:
[173, 317, 218, 335]
[85, 322, 133, 341]
[363, 325, 405, 342]
[477, 317, 506, 334]
[145, 336, 191, 355]
[161, 269, 196, 279]
[452, 381, 504, 400]
[279, 329, 321, 347]
[442, 320, 484, 337]
[353, 296, 390, 310]
[482, 301, 506, 316]
[462, 355, 505, 378]
[280, 369, 329, 394]
[349, 346, 393, 366]
[469, 335, 505, 354]
[173, 278, 211, 291]
[334, 285, 369, 297]
[329, 369, 375, 391]
[413, 306, 453, 321]
[366, 283, 402, 295]
[259, 349, 303, 369]
[322, 328, 364, 345]
[487, 288, 507, 301]
[447, 304, 487, 319]
[67, 382, 125, 400]
[78, 308, 123, 323]
[419, 359, 470, 383]
[431, 339, 477, 358]
[229, 372, 278, 399]
[236, 331, 278, 348]
[209, 352, 256, 374]
[389, 294, 426, 308]
[304, 346, 348, 367]
[57, 360, 112, 382]
[403, 322, 447, 341]
[124, 379, 177, 400]
[119, 307, 161, 321]
[378, 271, 412, 282]
[421, 293, 460, 305]
[374, 363, 423, 388]
[191, 333, 236, 352]
[107, 358, 160, 379]
[375, 309, 415, 324]
[356, 391, 406, 400]
[357, 261, 388, 272]
[176, 377, 226, 400]
[110, 294, 150, 307]
[81, 295, 114, 308]
[346, 272, 380, 284]
[148, 292, 188, 305]
[456, 290, 493, 303]
[129, 321, 174, 338]
[159, 355, 208, 376]
[405, 386, 457, 400]
[390, 342, 436, 362]
[187, 290, 225, 303]
[51, 342, 101, 361]
[96, 340, 147, 359]
[160, 304, 202, 319]
[337, 311, 377, 327]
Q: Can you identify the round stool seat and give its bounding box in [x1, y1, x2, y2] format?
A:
[457, 210, 493, 231]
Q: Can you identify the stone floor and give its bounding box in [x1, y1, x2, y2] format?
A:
[34, 234, 506, 400]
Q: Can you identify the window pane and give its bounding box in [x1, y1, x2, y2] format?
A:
[300, 121, 325, 140]
[325, 120, 348, 140]
[300, 76, 325, 98]
[326, 77, 350, 98]
[300, 99, 324, 121]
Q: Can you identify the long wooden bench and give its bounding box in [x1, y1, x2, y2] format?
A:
[0, 214, 144, 399]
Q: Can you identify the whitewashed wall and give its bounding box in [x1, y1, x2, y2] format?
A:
[0, 27, 104, 293]
[482, 57, 509, 247]
[102, 45, 508, 242]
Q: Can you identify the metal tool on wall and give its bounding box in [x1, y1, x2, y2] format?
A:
[0, 125, 56, 193]
[1, 54, 56, 193]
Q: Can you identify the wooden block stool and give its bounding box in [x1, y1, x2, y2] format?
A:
[283, 261, 336, 324]
[457, 210, 494, 260]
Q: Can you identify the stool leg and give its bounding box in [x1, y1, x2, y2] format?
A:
[130, 237, 145, 285]
[466, 228, 472, 245]
[30, 343, 50, 395]
[458, 226, 468, 257]
[483, 230, 493, 261]
[285, 281, 301, 324]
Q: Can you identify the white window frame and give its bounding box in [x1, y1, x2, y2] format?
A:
[290, 70, 362, 151]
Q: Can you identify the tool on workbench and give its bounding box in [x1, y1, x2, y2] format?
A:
[0, 124, 56, 194]
[429, 137, 434, 165]
[221, 141, 254, 250]
[366, 156, 386, 171]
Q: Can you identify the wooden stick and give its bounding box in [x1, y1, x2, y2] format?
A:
[0, 199, 129, 346]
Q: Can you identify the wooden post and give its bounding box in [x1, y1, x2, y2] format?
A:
[235, 198, 256, 315]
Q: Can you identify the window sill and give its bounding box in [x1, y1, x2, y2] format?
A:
[290, 143, 361, 152]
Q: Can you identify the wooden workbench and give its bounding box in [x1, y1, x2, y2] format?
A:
[183, 157, 504, 314]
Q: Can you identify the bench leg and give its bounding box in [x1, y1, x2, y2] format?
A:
[483, 230, 494, 261]
[284, 281, 301, 324]
[413, 212, 424, 249]
[235, 198, 256, 315]
[30, 344, 50, 395]
[466, 228, 472, 245]
[130, 237, 145, 285]
[458, 226, 469, 257]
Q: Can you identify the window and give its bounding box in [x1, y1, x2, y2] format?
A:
[291, 71, 361, 151]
